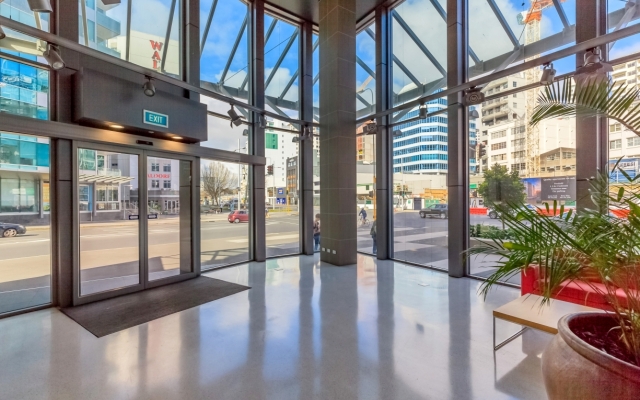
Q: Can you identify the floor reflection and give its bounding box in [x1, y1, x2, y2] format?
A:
[0, 254, 549, 400]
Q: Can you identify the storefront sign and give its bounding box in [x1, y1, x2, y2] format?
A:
[143, 110, 169, 128]
[541, 177, 576, 201]
[148, 173, 170, 179]
[150, 40, 163, 70]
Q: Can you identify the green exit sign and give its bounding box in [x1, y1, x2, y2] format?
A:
[143, 110, 169, 128]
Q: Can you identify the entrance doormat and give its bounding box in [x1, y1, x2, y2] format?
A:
[61, 276, 249, 338]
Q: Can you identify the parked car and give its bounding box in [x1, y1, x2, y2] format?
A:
[487, 204, 537, 219]
[0, 222, 27, 238]
[419, 204, 448, 219]
[228, 210, 249, 223]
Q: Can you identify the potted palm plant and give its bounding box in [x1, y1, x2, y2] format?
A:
[469, 74, 640, 399]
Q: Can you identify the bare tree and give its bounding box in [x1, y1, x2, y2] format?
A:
[201, 162, 237, 206]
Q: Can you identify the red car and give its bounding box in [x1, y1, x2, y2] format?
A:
[228, 210, 249, 223]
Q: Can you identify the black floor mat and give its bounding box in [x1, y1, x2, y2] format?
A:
[60, 276, 249, 337]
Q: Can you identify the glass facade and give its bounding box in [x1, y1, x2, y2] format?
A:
[200, 159, 250, 269]
[78, 0, 182, 77]
[0, 0, 633, 316]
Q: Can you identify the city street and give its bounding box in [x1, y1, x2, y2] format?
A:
[0, 210, 506, 312]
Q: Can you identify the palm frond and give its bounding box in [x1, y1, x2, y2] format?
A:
[531, 77, 640, 136]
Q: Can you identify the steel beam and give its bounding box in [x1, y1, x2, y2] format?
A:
[300, 21, 315, 256]
[160, 0, 177, 73]
[552, 0, 571, 29]
[249, 0, 266, 262]
[446, 0, 469, 278]
[200, 0, 219, 54]
[485, 0, 520, 48]
[391, 10, 447, 77]
[219, 13, 248, 84]
[265, 30, 299, 90]
[375, 5, 393, 260]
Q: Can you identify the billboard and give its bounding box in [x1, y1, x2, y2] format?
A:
[609, 158, 640, 183]
[541, 177, 576, 201]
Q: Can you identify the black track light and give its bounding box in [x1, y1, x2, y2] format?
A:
[227, 105, 243, 127]
[419, 104, 427, 119]
[142, 77, 155, 97]
[540, 63, 556, 86]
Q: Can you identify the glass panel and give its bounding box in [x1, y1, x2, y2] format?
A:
[468, 85, 576, 284]
[264, 14, 300, 119]
[0, 1, 50, 31]
[200, 160, 250, 269]
[201, 96, 249, 151]
[391, 0, 446, 107]
[265, 120, 300, 257]
[391, 98, 449, 270]
[78, 0, 182, 78]
[147, 156, 192, 281]
[200, 0, 249, 102]
[608, 1, 640, 61]
[79, 149, 139, 296]
[0, 58, 49, 120]
[0, 133, 50, 314]
[356, 23, 376, 117]
[356, 123, 376, 254]
[468, 0, 576, 81]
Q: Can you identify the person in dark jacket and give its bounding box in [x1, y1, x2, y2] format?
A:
[313, 214, 321, 251]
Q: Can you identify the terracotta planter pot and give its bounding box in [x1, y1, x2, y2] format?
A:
[542, 312, 640, 399]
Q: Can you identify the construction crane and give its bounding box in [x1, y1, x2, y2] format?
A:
[517, 0, 564, 178]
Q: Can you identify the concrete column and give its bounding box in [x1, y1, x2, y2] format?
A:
[300, 21, 315, 255]
[575, 0, 607, 211]
[446, 0, 469, 278]
[250, 0, 266, 261]
[319, 0, 357, 266]
[375, 6, 392, 260]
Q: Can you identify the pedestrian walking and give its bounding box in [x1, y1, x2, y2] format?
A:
[370, 219, 377, 255]
[313, 214, 321, 251]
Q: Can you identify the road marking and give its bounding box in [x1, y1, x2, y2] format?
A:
[0, 239, 51, 246]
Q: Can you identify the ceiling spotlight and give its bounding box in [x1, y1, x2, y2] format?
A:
[575, 47, 612, 86]
[0, 26, 5, 40]
[419, 104, 427, 119]
[109, 124, 124, 129]
[227, 105, 242, 127]
[43, 44, 65, 70]
[242, 129, 249, 136]
[142, 76, 155, 97]
[172, 135, 183, 140]
[101, 0, 122, 4]
[540, 63, 556, 86]
[469, 109, 480, 119]
[463, 87, 485, 106]
[27, 0, 53, 13]
[393, 130, 403, 137]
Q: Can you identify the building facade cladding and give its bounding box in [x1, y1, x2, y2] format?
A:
[0, 133, 50, 224]
[476, 73, 576, 178]
[392, 99, 477, 176]
[609, 60, 640, 164]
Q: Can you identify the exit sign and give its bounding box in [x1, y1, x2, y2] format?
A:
[143, 110, 169, 128]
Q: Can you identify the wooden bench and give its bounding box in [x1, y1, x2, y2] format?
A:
[493, 294, 599, 350]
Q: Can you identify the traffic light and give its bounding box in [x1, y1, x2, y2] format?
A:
[267, 165, 274, 175]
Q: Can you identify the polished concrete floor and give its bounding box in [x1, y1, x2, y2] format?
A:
[0, 254, 550, 400]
